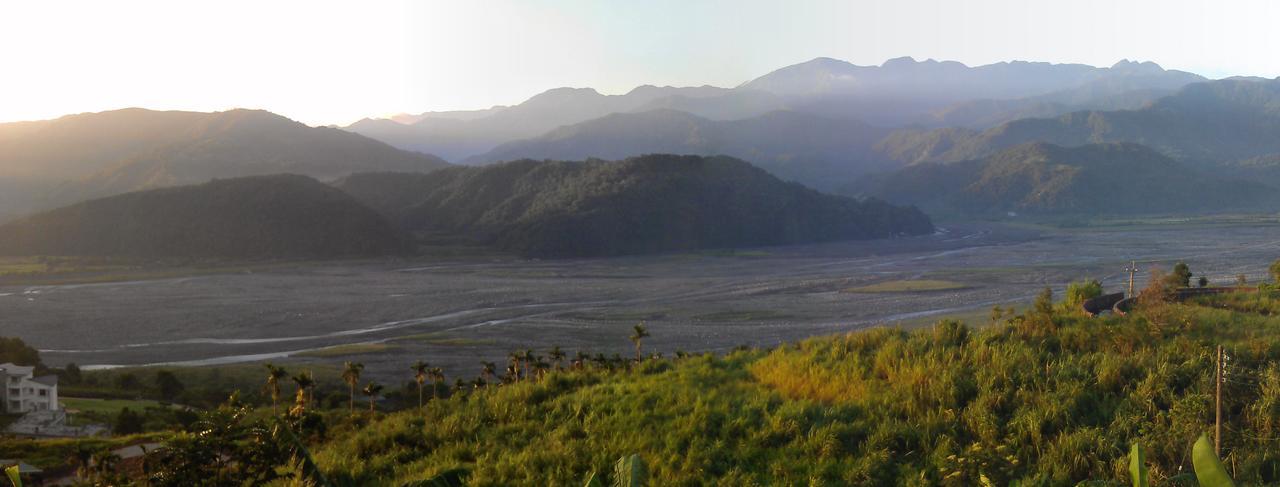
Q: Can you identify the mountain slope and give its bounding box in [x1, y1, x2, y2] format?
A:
[0, 175, 411, 258]
[880, 79, 1280, 165]
[336, 154, 933, 257]
[468, 110, 894, 188]
[0, 108, 450, 215]
[853, 142, 1275, 215]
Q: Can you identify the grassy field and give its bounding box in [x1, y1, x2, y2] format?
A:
[843, 279, 971, 293]
[299, 290, 1280, 485]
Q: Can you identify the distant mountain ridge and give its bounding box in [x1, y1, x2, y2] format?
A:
[878, 79, 1280, 168]
[0, 108, 450, 218]
[852, 142, 1276, 215]
[346, 57, 1203, 164]
[335, 154, 933, 258]
[467, 109, 894, 189]
[0, 175, 411, 258]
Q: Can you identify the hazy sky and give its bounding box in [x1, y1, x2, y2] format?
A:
[2, 0, 1276, 126]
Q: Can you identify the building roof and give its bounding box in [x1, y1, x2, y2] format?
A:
[30, 375, 58, 387]
[0, 363, 34, 377]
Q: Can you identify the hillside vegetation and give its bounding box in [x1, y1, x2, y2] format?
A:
[853, 142, 1275, 215]
[304, 289, 1280, 485]
[336, 154, 933, 257]
[0, 175, 410, 259]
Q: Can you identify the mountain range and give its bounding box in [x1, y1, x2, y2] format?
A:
[346, 57, 1205, 169]
[0, 108, 449, 221]
[851, 142, 1276, 216]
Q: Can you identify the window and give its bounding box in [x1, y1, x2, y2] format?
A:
[7, 388, 17, 396]
[38, 389, 47, 396]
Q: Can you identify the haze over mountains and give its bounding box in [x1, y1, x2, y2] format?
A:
[346, 57, 1206, 168]
[852, 143, 1277, 216]
[0, 108, 449, 221]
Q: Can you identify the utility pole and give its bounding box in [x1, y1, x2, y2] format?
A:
[1216, 345, 1223, 456]
[1125, 261, 1139, 297]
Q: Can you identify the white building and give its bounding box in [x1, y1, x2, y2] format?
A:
[0, 363, 58, 414]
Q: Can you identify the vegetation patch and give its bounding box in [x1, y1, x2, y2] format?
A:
[691, 309, 796, 322]
[560, 310, 669, 322]
[391, 333, 497, 346]
[843, 279, 970, 293]
[297, 343, 398, 358]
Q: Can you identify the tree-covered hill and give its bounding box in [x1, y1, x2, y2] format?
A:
[336, 154, 933, 258]
[852, 142, 1276, 216]
[0, 174, 411, 259]
[878, 79, 1280, 167]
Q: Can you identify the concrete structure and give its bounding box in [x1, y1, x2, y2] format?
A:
[0, 362, 59, 414]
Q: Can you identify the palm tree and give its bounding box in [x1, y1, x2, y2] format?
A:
[507, 351, 523, 381]
[533, 358, 550, 381]
[342, 361, 364, 415]
[411, 360, 430, 411]
[290, 373, 314, 413]
[549, 346, 566, 371]
[264, 363, 288, 414]
[480, 361, 496, 384]
[428, 367, 445, 400]
[361, 381, 383, 413]
[630, 323, 650, 363]
[454, 378, 466, 393]
[521, 349, 535, 379]
[572, 351, 588, 370]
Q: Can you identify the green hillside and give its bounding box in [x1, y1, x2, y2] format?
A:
[853, 142, 1275, 216]
[0, 174, 411, 259]
[337, 154, 933, 258]
[299, 287, 1280, 485]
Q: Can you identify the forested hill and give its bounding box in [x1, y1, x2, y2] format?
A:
[877, 79, 1280, 166]
[0, 175, 411, 259]
[852, 142, 1276, 215]
[336, 154, 933, 258]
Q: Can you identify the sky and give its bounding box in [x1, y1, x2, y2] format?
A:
[1, 0, 1277, 127]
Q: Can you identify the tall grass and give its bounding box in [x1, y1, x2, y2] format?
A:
[298, 293, 1280, 485]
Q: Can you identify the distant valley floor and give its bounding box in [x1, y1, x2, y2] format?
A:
[4, 221, 1280, 382]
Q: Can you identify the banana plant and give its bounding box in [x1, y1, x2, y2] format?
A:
[1129, 436, 1236, 487]
[4, 464, 19, 487]
[582, 454, 647, 487]
[613, 454, 647, 487]
[401, 468, 468, 487]
[1191, 434, 1235, 487]
[1129, 443, 1148, 487]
